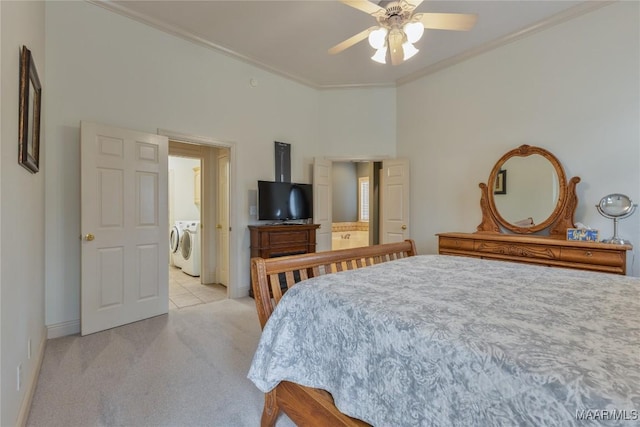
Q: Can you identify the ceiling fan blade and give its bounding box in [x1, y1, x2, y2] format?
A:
[417, 13, 478, 31]
[328, 26, 376, 55]
[340, 0, 385, 16]
[406, 0, 424, 11]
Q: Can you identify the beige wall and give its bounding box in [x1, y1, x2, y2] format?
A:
[319, 87, 396, 157]
[1, 1, 46, 425]
[332, 162, 358, 222]
[40, 0, 640, 353]
[169, 156, 201, 222]
[43, 1, 397, 330]
[3, 1, 635, 423]
[397, 2, 639, 276]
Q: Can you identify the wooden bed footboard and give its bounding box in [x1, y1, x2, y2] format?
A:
[250, 239, 417, 427]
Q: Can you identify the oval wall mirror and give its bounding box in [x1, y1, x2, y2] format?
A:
[493, 154, 561, 229]
[478, 145, 580, 236]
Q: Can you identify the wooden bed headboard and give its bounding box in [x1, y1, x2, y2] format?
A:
[250, 240, 417, 427]
[250, 239, 417, 329]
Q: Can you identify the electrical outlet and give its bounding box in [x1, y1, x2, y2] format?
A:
[249, 205, 257, 216]
[28, 338, 31, 360]
[17, 364, 22, 391]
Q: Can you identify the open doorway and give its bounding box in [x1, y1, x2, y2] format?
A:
[331, 161, 382, 250]
[315, 156, 409, 252]
[168, 140, 230, 309]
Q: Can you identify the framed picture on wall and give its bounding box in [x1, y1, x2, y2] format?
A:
[494, 169, 507, 195]
[274, 141, 291, 183]
[18, 45, 42, 174]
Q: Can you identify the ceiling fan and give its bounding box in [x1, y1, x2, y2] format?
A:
[329, 0, 477, 65]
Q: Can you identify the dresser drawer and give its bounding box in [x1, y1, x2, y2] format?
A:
[560, 248, 624, 267]
[268, 231, 309, 246]
[475, 241, 560, 260]
[437, 232, 630, 275]
[439, 237, 474, 252]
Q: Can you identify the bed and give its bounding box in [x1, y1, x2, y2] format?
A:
[248, 241, 639, 426]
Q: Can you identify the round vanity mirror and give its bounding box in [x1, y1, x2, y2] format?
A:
[597, 194, 635, 218]
[596, 194, 637, 245]
[483, 145, 573, 234]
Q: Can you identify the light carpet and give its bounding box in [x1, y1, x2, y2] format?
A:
[27, 298, 295, 427]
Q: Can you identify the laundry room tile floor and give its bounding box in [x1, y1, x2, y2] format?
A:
[169, 266, 227, 309]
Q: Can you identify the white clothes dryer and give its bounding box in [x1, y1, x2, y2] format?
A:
[180, 221, 201, 277]
[170, 221, 189, 269]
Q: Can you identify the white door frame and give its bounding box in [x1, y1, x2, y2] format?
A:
[216, 151, 230, 286]
[325, 155, 390, 163]
[158, 129, 237, 298]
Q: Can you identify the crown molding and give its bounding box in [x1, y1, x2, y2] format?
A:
[396, 1, 615, 87]
[319, 82, 397, 90]
[87, 0, 322, 89]
[158, 128, 234, 148]
[87, 0, 614, 90]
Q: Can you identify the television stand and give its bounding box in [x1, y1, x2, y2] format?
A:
[248, 223, 320, 297]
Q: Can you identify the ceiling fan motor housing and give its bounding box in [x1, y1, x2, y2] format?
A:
[376, 1, 414, 28]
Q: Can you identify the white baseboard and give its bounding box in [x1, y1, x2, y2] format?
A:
[16, 329, 47, 427]
[47, 319, 80, 338]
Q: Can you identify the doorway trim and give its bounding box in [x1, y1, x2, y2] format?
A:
[325, 155, 390, 162]
[158, 129, 238, 298]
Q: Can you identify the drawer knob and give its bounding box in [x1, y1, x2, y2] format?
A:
[585, 251, 593, 257]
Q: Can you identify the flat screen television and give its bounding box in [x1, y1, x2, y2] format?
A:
[257, 180, 313, 221]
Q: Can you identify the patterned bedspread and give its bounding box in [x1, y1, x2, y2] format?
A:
[248, 255, 640, 426]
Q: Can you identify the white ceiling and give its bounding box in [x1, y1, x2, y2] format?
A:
[94, 0, 604, 88]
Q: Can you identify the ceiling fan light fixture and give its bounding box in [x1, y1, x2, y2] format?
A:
[403, 21, 424, 44]
[388, 29, 405, 64]
[371, 47, 387, 64]
[368, 27, 388, 49]
[402, 41, 419, 60]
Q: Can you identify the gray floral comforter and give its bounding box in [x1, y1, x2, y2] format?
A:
[248, 255, 640, 426]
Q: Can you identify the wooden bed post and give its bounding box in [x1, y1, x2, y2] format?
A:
[261, 389, 279, 427]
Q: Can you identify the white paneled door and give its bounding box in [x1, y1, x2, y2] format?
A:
[80, 122, 169, 335]
[381, 159, 410, 243]
[313, 157, 332, 252]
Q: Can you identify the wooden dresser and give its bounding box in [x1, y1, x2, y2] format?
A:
[249, 224, 319, 259]
[438, 232, 632, 275]
[248, 224, 320, 296]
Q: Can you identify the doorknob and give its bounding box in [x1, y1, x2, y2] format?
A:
[216, 224, 222, 229]
[401, 225, 407, 230]
[84, 233, 95, 241]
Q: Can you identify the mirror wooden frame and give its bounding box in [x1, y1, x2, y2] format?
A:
[477, 145, 580, 237]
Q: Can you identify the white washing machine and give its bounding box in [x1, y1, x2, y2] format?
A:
[170, 221, 189, 269]
[180, 221, 201, 277]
